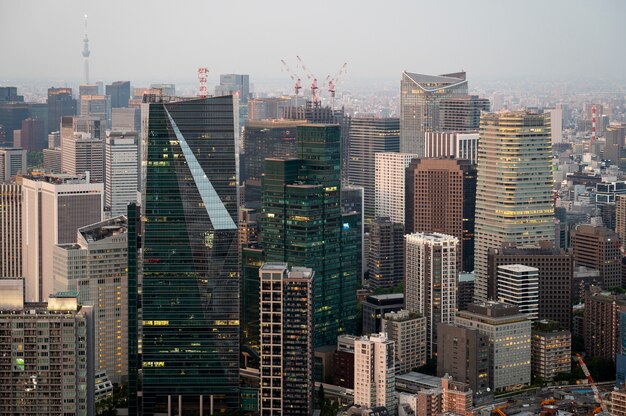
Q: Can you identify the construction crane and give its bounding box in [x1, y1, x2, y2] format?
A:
[296, 55, 319, 105]
[491, 403, 508, 416]
[325, 62, 348, 110]
[575, 354, 608, 413]
[280, 59, 302, 105]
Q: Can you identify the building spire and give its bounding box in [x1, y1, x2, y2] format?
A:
[82, 14, 90, 84]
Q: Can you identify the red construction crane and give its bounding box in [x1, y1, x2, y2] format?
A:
[574, 354, 607, 413]
[326, 62, 347, 109]
[280, 59, 302, 99]
[296, 55, 319, 105]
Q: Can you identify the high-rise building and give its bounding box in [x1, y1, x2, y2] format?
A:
[216, 74, 250, 104]
[106, 81, 131, 108]
[612, 387, 626, 416]
[0, 86, 24, 102]
[374, 152, 417, 225]
[437, 323, 490, 403]
[487, 243, 573, 329]
[362, 293, 404, 336]
[105, 131, 138, 216]
[333, 335, 357, 388]
[497, 264, 539, 320]
[617, 195, 626, 250]
[400, 71, 468, 155]
[0, 183, 21, 278]
[248, 97, 293, 120]
[241, 247, 264, 356]
[441, 377, 473, 415]
[53, 216, 128, 383]
[405, 232, 458, 357]
[21, 173, 103, 302]
[424, 131, 480, 164]
[454, 302, 531, 392]
[47, 87, 76, 133]
[571, 224, 621, 289]
[605, 124, 626, 166]
[531, 320, 571, 382]
[111, 107, 140, 132]
[79, 84, 98, 97]
[382, 310, 427, 374]
[347, 117, 400, 221]
[354, 333, 396, 414]
[474, 111, 554, 302]
[20, 117, 46, 151]
[259, 263, 314, 416]
[63, 115, 106, 141]
[342, 185, 365, 281]
[438, 95, 490, 132]
[80, 95, 111, 128]
[61, 132, 103, 182]
[261, 124, 358, 346]
[149, 83, 176, 97]
[0, 147, 26, 182]
[406, 157, 476, 272]
[0, 99, 31, 146]
[368, 217, 405, 290]
[43, 148, 62, 172]
[544, 108, 563, 145]
[0, 280, 95, 415]
[583, 289, 626, 362]
[133, 95, 240, 414]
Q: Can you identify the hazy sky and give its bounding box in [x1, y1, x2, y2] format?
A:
[2, 0, 626, 86]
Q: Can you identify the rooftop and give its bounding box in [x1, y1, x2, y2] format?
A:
[79, 216, 127, 243]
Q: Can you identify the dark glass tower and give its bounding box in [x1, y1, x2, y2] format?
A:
[261, 124, 358, 347]
[136, 95, 240, 414]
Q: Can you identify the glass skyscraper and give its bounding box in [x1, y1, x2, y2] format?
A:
[261, 124, 358, 347]
[133, 95, 240, 414]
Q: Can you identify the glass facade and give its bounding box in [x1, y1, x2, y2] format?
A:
[138, 96, 240, 414]
[261, 124, 358, 347]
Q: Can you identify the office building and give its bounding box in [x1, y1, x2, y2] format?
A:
[334, 335, 357, 388]
[216, 74, 250, 103]
[474, 111, 554, 302]
[441, 377, 473, 415]
[342, 185, 365, 280]
[458, 272, 475, 311]
[406, 157, 476, 272]
[612, 387, 626, 416]
[259, 263, 314, 416]
[248, 97, 293, 120]
[53, 216, 128, 384]
[43, 148, 62, 173]
[47, 87, 76, 133]
[0, 100, 31, 146]
[61, 132, 103, 182]
[106, 81, 131, 108]
[454, 302, 531, 392]
[105, 131, 138, 216]
[0, 86, 24, 102]
[362, 293, 404, 336]
[437, 323, 490, 402]
[354, 333, 396, 414]
[0, 147, 26, 182]
[241, 247, 264, 356]
[238, 208, 259, 247]
[439, 95, 490, 132]
[48, 131, 60, 148]
[374, 152, 417, 225]
[400, 71, 468, 155]
[22, 174, 103, 302]
[0, 183, 21, 278]
[382, 310, 427, 374]
[261, 124, 358, 346]
[347, 117, 400, 221]
[583, 289, 626, 362]
[149, 83, 175, 96]
[571, 224, 621, 289]
[487, 243, 573, 329]
[80, 95, 111, 127]
[424, 131, 479, 164]
[20, 117, 46, 151]
[618, 312, 626, 386]
[63, 115, 106, 141]
[497, 264, 539, 320]
[133, 95, 240, 414]
[0, 280, 94, 415]
[111, 107, 140, 132]
[531, 320, 571, 382]
[545, 108, 563, 145]
[368, 217, 404, 290]
[79, 84, 99, 97]
[605, 124, 626, 166]
[617, 195, 626, 250]
[405, 232, 458, 357]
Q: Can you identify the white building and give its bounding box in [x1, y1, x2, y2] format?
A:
[545, 108, 563, 144]
[405, 232, 458, 357]
[354, 333, 396, 414]
[21, 174, 103, 302]
[0, 147, 27, 182]
[105, 131, 139, 216]
[424, 131, 479, 164]
[61, 132, 103, 182]
[454, 302, 531, 392]
[375, 152, 417, 224]
[497, 264, 539, 320]
[382, 309, 427, 375]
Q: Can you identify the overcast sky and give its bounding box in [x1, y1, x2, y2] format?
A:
[1, 0, 625, 86]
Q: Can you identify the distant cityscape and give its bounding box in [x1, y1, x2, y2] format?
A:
[3, 8, 626, 416]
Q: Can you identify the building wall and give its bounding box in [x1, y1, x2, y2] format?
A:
[0, 183, 21, 278]
[375, 152, 417, 225]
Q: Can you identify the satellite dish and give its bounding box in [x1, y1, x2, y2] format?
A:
[487, 388, 491, 392]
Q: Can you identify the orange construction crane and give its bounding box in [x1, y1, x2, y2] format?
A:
[296, 55, 319, 105]
[541, 399, 556, 406]
[492, 403, 508, 416]
[280, 59, 302, 105]
[575, 354, 608, 413]
[325, 62, 347, 110]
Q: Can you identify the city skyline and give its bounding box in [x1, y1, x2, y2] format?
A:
[1, 0, 626, 86]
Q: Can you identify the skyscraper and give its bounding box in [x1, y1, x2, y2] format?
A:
[438, 95, 490, 131]
[259, 263, 314, 416]
[354, 333, 397, 414]
[405, 232, 458, 357]
[105, 131, 138, 216]
[106, 81, 131, 108]
[583, 289, 626, 362]
[21, 173, 103, 302]
[400, 71, 468, 155]
[424, 132, 479, 164]
[368, 217, 405, 289]
[47, 87, 76, 133]
[571, 224, 621, 289]
[496, 264, 539, 320]
[80, 95, 111, 128]
[0, 183, 21, 278]
[61, 132, 103, 182]
[261, 124, 358, 346]
[347, 117, 400, 221]
[215, 74, 250, 104]
[473, 111, 554, 302]
[0, 147, 27, 182]
[134, 95, 239, 414]
[374, 152, 417, 225]
[406, 157, 476, 272]
[382, 310, 427, 375]
[20, 117, 46, 151]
